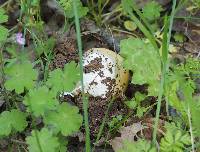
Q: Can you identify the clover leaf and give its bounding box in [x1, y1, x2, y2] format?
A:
[120, 38, 161, 96]
[44, 102, 82, 136]
[4, 61, 38, 94]
[26, 128, 60, 152]
[0, 109, 27, 136]
[23, 86, 59, 117]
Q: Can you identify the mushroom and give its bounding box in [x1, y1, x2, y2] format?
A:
[65, 48, 129, 99]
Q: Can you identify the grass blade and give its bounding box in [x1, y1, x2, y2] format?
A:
[126, 8, 159, 55]
[153, 0, 177, 144]
[73, 1, 91, 152]
[131, 4, 154, 35]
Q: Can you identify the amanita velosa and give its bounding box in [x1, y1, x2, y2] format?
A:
[64, 48, 129, 99]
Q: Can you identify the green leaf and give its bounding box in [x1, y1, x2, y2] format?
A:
[185, 95, 200, 136]
[0, 25, 8, 42]
[0, 111, 12, 136]
[121, 0, 133, 14]
[59, 0, 88, 18]
[173, 32, 185, 43]
[118, 139, 156, 152]
[63, 61, 80, 91]
[120, 38, 161, 96]
[6, 45, 18, 58]
[4, 61, 38, 94]
[0, 8, 8, 23]
[124, 20, 137, 31]
[26, 128, 60, 152]
[46, 61, 80, 94]
[36, 37, 56, 56]
[47, 68, 63, 93]
[44, 102, 82, 136]
[160, 122, 191, 152]
[125, 92, 147, 118]
[0, 109, 27, 136]
[24, 86, 59, 117]
[0, 9, 8, 43]
[165, 66, 196, 116]
[125, 92, 145, 109]
[10, 109, 28, 132]
[142, 1, 162, 22]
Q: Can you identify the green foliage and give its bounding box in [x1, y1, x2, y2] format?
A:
[26, 128, 60, 152]
[192, 0, 200, 7]
[184, 57, 200, 74]
[142, 1, 162, 22]
[173, 32, 186, 43]
[121, 0, 134, 14]
[0, 8, 8, 43]
[120, 38, 161, 96]
[118, 139, 156, 152]
[189, 97, 200, 136]
[125, 92, 147, 117]
[108, 115, 123, 130]
[6, 45, 18, 58]
[23, 86, 59, 117]
[165, 63, 200, 136]
[35, 37, 56, 56]
[0, 109, 27, 136]
[0, 9, 8, 23]
[1, 0, 200, 150]
[4, 61, 38, 94]
[46, 61, 80, 94]
[59, 0, 88, 18]
[165, 67, 187, 116]
[44, 102, 82, 136]
[124, 20, 137, 31]
[160, 122, 191, 152]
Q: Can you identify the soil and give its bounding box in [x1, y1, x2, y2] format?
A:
[2, 0, 200, 151]
[50, 28, 161, 150]
[52, 28, 131, 138]
[49, 38, 79, 69]
[84, 57, 104, 73]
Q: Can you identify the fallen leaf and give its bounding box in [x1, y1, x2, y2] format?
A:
[110, 122, 143, 151]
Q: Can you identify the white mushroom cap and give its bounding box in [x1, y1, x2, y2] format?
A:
[71, 48, 129, 99]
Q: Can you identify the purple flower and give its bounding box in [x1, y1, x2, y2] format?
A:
[16, 33, 25, 45]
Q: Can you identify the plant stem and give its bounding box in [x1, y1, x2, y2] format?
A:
[0, 46, 4, 84]
[131, 3, 154, 35]
[187, 105, 195, 152]
[127, 9, 159, 55]
[94, 99, 114, 145]
[153, 0, 177, 144]
[73, 1, 91, 152]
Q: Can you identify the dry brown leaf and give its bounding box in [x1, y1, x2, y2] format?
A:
[110, 122, 143, 151]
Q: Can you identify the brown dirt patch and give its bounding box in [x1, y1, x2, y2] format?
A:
[84, 57, 104, 73]
[49, 38, 79, 69]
